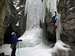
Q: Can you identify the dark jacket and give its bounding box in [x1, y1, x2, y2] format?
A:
[52, 15, 57, 24]
[9, 34, 18, 44]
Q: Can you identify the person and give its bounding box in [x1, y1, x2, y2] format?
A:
[52, 11, 57, 32]
[10, 32, 19, 56]
[51, 11, 58, 42]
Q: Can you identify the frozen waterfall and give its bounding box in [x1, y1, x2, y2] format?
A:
[16, 0, 49, 56]
[45, 0, 59, 16]
[16, 0, 71, 56]
[25, 0, 45, 30]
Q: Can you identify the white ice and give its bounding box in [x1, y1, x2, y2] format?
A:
[16, 0, 71, 56]
[45, 0, 59, 16]
[25, 0, 45, 30]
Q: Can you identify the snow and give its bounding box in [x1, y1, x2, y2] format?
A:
[16, 37, 71, 56]
[17, 27, 43, 47]
[49, 40, 71, 56]
[0, 44, 12, 56]
[16, 27, 52, 56]
[16, 7, 20, 10]
[16, 21, 19, 26]
[16, 47, 52, 56]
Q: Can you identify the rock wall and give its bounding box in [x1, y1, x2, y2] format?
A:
[0, 0, 7, 45]
[58, 0, 75, 56]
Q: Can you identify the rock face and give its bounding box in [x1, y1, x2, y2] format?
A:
[58, 0, 75, 43]
[59, 0, 75, 35]
[58, 0, 75, 56]
[45, 0, 75, 56]
[0, 0, 7, 45]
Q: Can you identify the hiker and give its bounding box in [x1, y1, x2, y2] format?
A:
[52, 11, 57, 32]
[10, 32, 19, 56]
[50, 11, 58, 42]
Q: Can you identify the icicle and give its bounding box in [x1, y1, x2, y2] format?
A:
[45, 0, 58, 16]
[25, 0, 45, 30]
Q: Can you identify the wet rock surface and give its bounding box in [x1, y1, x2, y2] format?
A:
[58, 0, 75, 56]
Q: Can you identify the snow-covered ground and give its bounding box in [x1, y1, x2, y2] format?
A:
[16, 27, 71, 56]
[16, 27, 52, 56]
[0, 44, 12, 56]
